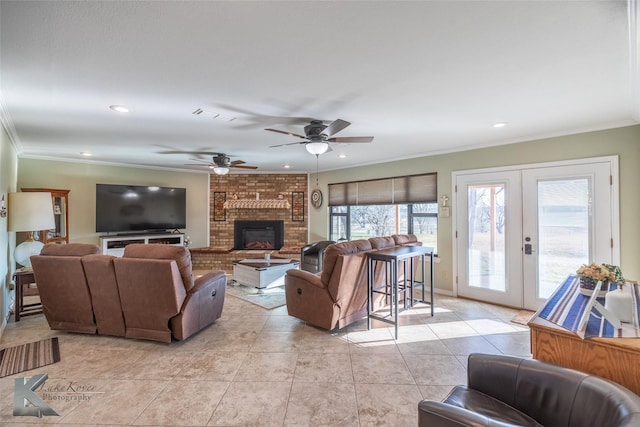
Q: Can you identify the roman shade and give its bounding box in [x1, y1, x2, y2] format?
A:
[328, 173, 437, 206]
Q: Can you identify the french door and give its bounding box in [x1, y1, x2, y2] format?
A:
[454, 157, 618, 310]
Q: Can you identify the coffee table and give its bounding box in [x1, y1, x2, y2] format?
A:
[232, 257, 299, 289]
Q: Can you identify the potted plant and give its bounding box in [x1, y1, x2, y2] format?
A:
[576, 263, 624, 296]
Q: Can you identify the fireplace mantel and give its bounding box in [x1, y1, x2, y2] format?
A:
[223, 199, 291, 209]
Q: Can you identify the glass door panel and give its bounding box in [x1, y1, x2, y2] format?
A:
[467, 184, 506, 292]
[536, 179, 589, 299]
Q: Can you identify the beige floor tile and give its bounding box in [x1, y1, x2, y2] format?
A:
[297, 328, 350, 354]
[483, 331, 533, 357]
[440, 336, 501, 356]
[347, 327, 398, 354]
[175, 351, 247, 381]
[234, 352, 298, 382]
[428, 320, 480, 339]
[355, 383, 422, 426]
[133, 380, 228, 426]
[249, 331, 305, 353]
[284, 382, 359, 426]
[57, 379, 168, 425]
[350, 353, 415, 385]
[403, 354, 467, 385]
[208, 381, 291, 426]
[293, 352, 353, 383]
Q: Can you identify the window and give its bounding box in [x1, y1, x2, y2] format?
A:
[328, 173, 438, 252]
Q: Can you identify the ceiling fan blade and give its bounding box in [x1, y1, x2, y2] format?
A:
[323, 119, 351, 137]
[328, 136, 374, 143]
[160, 150, 223, 156]
[184, 163, 213, 167]
[269, 141, 306, 148]
[230, 160, 246, 166]
[231, 165, 258, 169]
[188, 158, 212, 163]
[265, 128, 307, 139]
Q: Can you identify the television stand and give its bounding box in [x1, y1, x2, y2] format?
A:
[100, 233, 184, 257]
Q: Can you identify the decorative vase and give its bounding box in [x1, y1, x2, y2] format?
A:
[605, 286, 633, 323]
[579, 276, 609, 297]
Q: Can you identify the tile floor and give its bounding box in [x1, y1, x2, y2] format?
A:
[0, 292, 531, 426]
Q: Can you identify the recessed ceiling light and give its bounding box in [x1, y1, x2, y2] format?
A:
[284, 164, 291, 169]
[80, 152, 92, 156]
[338, 154, 347, 158]
[109, 105, 130, 113]
[493, 122, 507, 128]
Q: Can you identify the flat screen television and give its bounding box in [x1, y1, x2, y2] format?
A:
[96, 184, 186, 233]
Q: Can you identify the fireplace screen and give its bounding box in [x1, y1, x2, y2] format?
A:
[234, 220, 284, 250]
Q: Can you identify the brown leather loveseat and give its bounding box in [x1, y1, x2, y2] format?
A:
[31, 243, 226, 342]
[284, 234, 421, 330]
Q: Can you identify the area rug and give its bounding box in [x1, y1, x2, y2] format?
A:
[226, 283, 286, 310]
[510, 310, 536, 326]
[0, 337, 60, 378]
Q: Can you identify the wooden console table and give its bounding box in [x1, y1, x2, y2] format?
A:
[13, 270, 42, 321]
[528, 314, 640, 395]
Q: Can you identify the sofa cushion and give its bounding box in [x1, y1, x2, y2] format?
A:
[445, 386, 542, 427]
[392, 234, 418, 245]
[122, 244, 194, 291]
[40, 243, 100, 256]
[368, 236, 396, 250]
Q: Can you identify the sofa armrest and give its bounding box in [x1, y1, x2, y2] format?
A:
[418, 401, 501, 427]
[285, 269, 325, 289]
[191, 270, 227, 294]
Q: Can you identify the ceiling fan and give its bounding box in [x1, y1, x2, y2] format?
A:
[266, 119, 374, 155]
[184, 153, 258, 175]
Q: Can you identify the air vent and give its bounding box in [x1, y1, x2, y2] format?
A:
[192, 108, 236, 122]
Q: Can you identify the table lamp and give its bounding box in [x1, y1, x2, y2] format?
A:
[8, 192, 55, 268]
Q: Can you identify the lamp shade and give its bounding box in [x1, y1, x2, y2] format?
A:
[8, 192, 56, 267]
[305, 142, 329, 155]
[8, 192, 56, 232]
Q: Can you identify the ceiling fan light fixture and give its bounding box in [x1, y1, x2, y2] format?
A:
[213, 166, 230, 175]
[306, 141, 329, 155]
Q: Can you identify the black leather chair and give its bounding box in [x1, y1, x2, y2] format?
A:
[418, 353, 640, 427]
[299, 240, 334, 273]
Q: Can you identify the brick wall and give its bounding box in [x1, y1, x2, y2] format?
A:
[208, 174, 308, 249]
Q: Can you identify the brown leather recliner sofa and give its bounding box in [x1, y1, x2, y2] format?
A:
[31, 243, 226, 343]
[419, 353, 640, 427]
[284, 234, 421, 330]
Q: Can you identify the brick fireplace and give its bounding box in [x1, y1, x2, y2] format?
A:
[191, 173, 308, 272]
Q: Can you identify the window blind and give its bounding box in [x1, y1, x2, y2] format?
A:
[328, 173, 437, 206]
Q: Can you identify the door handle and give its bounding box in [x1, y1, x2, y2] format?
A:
[524, 244, 535, 255]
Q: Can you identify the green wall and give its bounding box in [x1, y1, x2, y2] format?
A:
[0, 126, 18, 330]
[310, 125, 640, 292]
[17, 159, 210, 248]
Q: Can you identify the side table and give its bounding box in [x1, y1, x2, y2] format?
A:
[13, 270, 42, 321]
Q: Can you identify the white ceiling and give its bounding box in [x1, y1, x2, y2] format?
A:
[1, 1, 638, 174]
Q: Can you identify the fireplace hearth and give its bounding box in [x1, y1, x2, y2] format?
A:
[234, 220, 284, 250]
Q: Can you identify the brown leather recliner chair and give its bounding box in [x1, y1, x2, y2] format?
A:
[286, 239, 375, 330]
[113, 244, 226, 342]
[300, 240, 335, 273]
[419, 353, 640, 427]
[31, 243, 101, 334]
